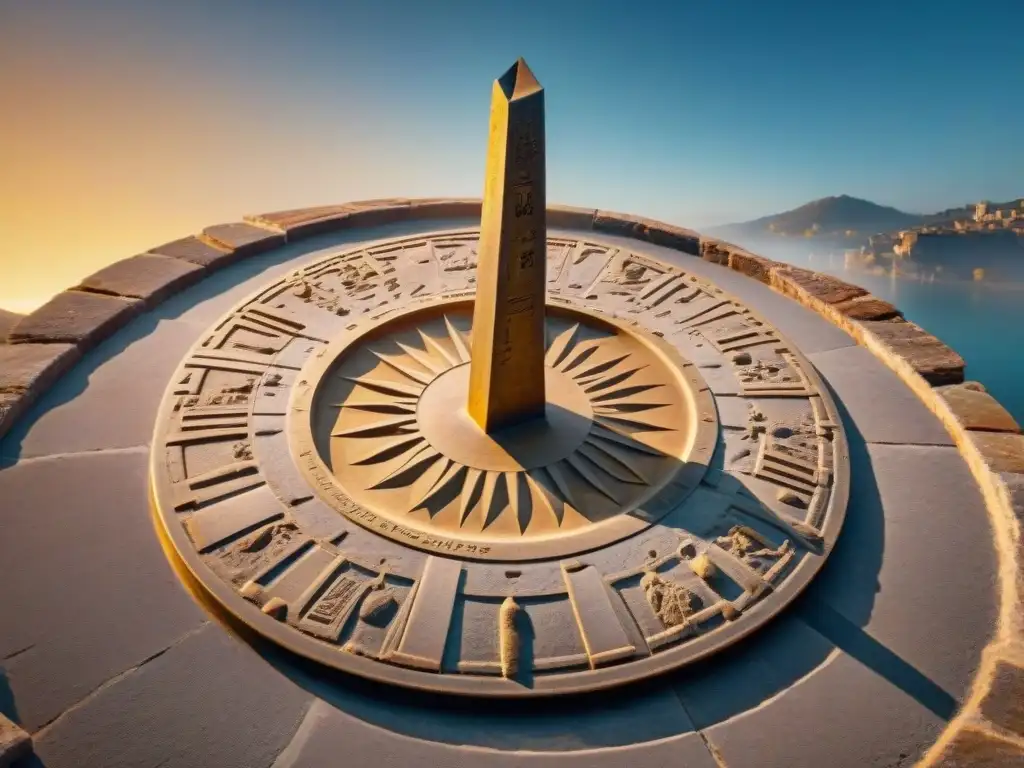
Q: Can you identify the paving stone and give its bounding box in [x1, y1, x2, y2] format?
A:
[7, 291, 141, 351]
[270, 699, 718, 768]
[202, 222, 286, 257]
[932, 728, 1024, 767]
[0, 713, 31, 768]
[0, 450, 207, 730]
[705, 651, 948, 768]
[808, 345, 954, 445]
[772, 264, 868, 304]
[979, 659, 1024, 737]
[727, 249, 776, 283]
[859, 318, 965, 386]
[546, 204, 595, 230]
[699, 237, 731, 265]
[802, 443, 997, 699]
[247, 200, 415, 239]
[3, 318, 203, 459]
[968, 432, 1024, 473]
[406, 198, 481, 220]
[0, 343, 79, 395]
[31, 625, 312, 768]
[76, 253, 205, 308]
[592, 211, 700, 255]
[831, 293, 903, 321]
[939, 384, 1021, 433]
[148, 235, 236, 269]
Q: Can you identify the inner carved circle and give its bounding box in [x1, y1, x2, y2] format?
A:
[416, 363, 594, 472]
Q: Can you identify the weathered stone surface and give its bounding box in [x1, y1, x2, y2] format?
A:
[932, 728, 1024, 767]
[831, 293, 903, 321]
[0, 713, 31, 768]
[76, 254, 204, 307]
[772, 265, 868, 305]
[968, 431, 1024, 473]
[593, 211, 701, 255]
[940, 384, 1021, 433]
[728, 249, 777, 283]
[699, 238, 730, 265]
[0, 342, 80, 394]
[547, 204, 595, 230]
[247, 199, 414, 238]
[979, 659, 1024, 737]
[808, 345, 953, 445]
[202, 222, 285, 257]
[859, 318, 966, 385]
[0, 391, 21, 437]
[148, 235, 236, 269]
[406, 198, 481, 220]
[31, 624, 312, 768]
[0, 451, 208, 731]
[0, 308, 22, 343]
[8, 291, 140, 350]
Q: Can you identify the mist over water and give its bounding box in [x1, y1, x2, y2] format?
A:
[731, 236, 1024, 422]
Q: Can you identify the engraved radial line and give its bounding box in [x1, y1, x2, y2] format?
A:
[419, 329, 458, 368]
[526, 471, 561, 526]
[409, 458, 456, 512]
[561, 344, 599, 373]
[331, 416, 418, 437]
[331, 400, 418, 414]
[350, 434, 426, 466]
[369, 445, 439, 488]
[459, 468, 485, 525]
[371, 351, 435, 385]
[506, 472, 529, 533]
[589, 424, 663, 456]
[565, 454, 619, 503]
[594, 414, 672, 433]
[573, 353, 631, 381]
[579, 439, 648, 483]
[593, 401, 670, 414]
[412, 461, 466, 513]
[478, 472, 500, 531]
[583, 367, 646, 393]
[546, 461, 583, 514]
[545, 323, 580, 368]
[395, 342, 446, 374]
[591, 384, 664, 402]
[444, 316, 471, 363]
[344, 376, 424, 398]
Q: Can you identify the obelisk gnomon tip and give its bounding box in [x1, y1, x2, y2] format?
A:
[468, 58, 548, 433]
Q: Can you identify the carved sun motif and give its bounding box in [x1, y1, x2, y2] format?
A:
[322, 311, 693, 540]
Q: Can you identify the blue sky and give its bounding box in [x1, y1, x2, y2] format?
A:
[0, 0, 1021, 309]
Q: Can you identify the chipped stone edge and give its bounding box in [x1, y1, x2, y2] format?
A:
[0, 711, 32, 767]
[1, 200, 1020, 762]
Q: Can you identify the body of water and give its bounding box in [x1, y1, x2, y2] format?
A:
[738, 242, 1024, 424]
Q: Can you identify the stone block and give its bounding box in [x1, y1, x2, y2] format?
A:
[202, 222, 285, 257]
[0, 714, 31, 768]
[940, 384, 1021, 433]
[148, 235, 236, 269]
[932, 728, 1024, 767]
[547, 204, 595, 230]
[76, 254, 204, 308]
[859, 318, 965, 386]
[699, 238, 730, 265]
[247, 199, 414, 239]
[593, 211, 701, 255]
[968, 432, 1024, 473]
[406, 198, 482, 220]
[8, 291, 140, 350]
[728, 249, 777, 283]
[831, 293, 903, 321]
[0, 342, 80, 395]
[771, 265, 868, 304]
[980, 659, 1024, 738]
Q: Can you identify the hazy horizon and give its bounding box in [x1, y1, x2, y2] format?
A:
[2, 0, 1022, 313]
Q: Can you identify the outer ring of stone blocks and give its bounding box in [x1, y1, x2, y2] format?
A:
[1, 197, 1022, 764]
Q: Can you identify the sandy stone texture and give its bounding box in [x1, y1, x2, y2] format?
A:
[7, 291, 140, 350]
[76, 254, 204, 308]
[202, 222, 285, 256]
[148, 235, 236, 269]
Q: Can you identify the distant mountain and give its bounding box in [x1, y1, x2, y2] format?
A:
[0, 308, 23, 343]
[713, 195, 925, 240]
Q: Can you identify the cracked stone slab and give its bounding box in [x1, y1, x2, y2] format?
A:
[76, 254, 205, 308]
[202, 222, 285, 257]
[0, 344, 80, 438]
[148, 235, 236, 270]
[7, 291, 141, 351]
[859, 318, 965, 386]
[2, 319, 208, 459]
[968, 431, 1024, 473]
[0, 450, 207, 730]
[0, 713, 31, 768]
[270, 699, 719, 768]
[31, 625, 312, 768]
[802, 443, 997, 699]
[809, 345, 954, 445]
[938, 383, 1021, 433]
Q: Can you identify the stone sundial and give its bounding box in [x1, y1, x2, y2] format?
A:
[150, 59, 850, 695]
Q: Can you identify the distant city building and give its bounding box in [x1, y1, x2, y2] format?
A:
[975, 201, 990, 221]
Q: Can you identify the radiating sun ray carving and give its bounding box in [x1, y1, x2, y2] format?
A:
[329, 316, 681, 536]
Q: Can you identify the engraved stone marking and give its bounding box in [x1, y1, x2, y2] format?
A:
[390, 557, 462, 671]
[562, 563, 636, 667]
[468, 58, 548, 432]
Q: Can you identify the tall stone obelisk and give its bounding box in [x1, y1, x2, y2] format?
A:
[468, 58, 547, 433]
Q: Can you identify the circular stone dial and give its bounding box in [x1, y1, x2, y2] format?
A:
[150, 229, 850, 697]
